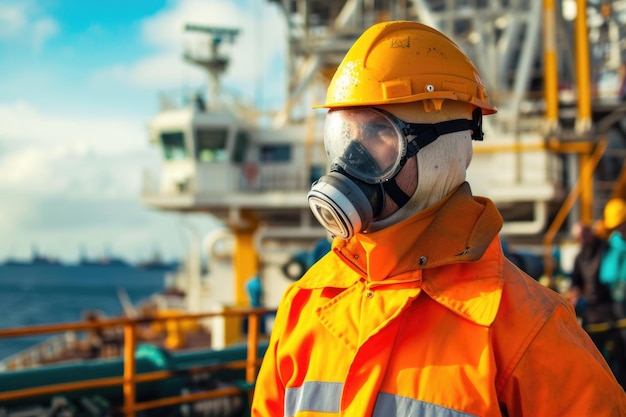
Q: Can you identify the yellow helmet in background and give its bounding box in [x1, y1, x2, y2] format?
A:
[317, 21, 497, 115]
[604, 198, 626, 231]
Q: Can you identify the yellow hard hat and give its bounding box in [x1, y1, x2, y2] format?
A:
[604, 198, 626, 231]
[316, 21, 497, 115]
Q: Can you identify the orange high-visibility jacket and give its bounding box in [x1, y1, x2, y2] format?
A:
[252, 183, 626, 416]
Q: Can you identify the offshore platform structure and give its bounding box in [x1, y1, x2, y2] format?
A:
[142, 0, 626, 317]
[6, 2, 626, 416]
[268, 0, 626, 275]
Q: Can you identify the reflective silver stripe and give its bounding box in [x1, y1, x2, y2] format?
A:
[284, 381, 342, 416]
[373, 392, 478, 417]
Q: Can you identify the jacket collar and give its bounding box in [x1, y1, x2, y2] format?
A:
[298, 182, 505, 326]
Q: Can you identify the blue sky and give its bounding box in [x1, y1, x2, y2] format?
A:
[0, 0, 288, 263]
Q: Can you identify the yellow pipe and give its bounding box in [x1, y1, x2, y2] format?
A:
[246, 312, 260, 384]
[575, 0, 592, 132]
[543, 0, 559, 130]
[123, 323, 137, 417]
[586, 318, 626, 334]
[0, 308, 275, 339]
[610, 161, 626, 200]
[0, 320, 126, 337]
[551, 140, 594, 153]
[0, 376, 125, 403]
[0, 308, 274, 407]
[578, 153, 594, 224]
[473, 143, 547, 154]
[130, 387, 246, 412]
[542, 137, 608, 278]
[472, 140, 594, 154]
[232, 210, 260, 307]
[0, 364, 259, 406]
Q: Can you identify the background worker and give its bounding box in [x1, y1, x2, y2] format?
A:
[598, 197, 626, 386]
[251, 21, 626, 416]
[600, 197, 626, 318]
[570, 219, 626, 386]
[570, 220, 613, 321]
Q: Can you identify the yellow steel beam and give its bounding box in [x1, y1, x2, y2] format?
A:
[575, 0, 592, 132]
[543, 0, 559, 131]
[472, 140, 594, 154]
[578, 153, 594, 224]
[232, 210, 260, 307]
[123, 323, 137, 417]
[610, 161, 626, 201]
[246, 313, 260, 384]
[542, 137, 608, 278]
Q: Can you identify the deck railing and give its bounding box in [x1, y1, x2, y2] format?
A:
[0, 307, 274, 416]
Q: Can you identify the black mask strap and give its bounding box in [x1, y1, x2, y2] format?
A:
[403, 108, 484, 160]
[383, 177, 411, 208]
[471, 107, 484, 141]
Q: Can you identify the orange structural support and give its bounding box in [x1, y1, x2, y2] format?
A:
[123, 323, 138, 417]
[542, 138, 608, 278]
[232, 210, 260, 307]
[543, 0, 559, 131]
[610, 161, 626, 201]
[575, 0, 592, 132]
[246, 313, 260, 384]
[578, 152, 595, 224]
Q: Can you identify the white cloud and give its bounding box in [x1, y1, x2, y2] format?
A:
[0, 128, 212, 263]
[0, 4, 27, 38]
[0, 1, 59, 50]
[0, 197, 220, 263]
[92, 51, 206, 89]
[0, 100, 157, 198]
[31, 17, 59, 51]
[91, 0, 288, 102]
[0, 0, 292, 263]
[140, 0, 250, 50]
[0, 145, 157, 198]
[0, 100, 146, 153]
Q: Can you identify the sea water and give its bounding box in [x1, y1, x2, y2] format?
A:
[0, 264, 167, 360]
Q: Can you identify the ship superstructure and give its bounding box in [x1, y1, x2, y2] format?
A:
[142, 0, 626, 327]
[4, 0, 626, 415]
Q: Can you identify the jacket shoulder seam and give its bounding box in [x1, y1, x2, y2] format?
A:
[494, 261, 560, 394]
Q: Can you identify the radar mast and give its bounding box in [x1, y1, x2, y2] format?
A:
[183, 24, 240, 111]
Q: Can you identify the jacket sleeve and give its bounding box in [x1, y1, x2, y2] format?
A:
[497, 303, 626, 416]
[250, 290, 291, 416]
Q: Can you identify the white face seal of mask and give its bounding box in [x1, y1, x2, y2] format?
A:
[308, 107, 484, 240]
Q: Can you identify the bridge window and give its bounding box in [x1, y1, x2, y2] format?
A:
[260, 144, 291, 162]
[161, 132, 188, 160]
[233, 131, 249, 163]
[196, 129, 228, 162]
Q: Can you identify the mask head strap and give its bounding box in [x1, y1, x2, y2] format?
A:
[383, 178, 411, 208]
[384, 107, 483, 208]
[401, 106, 484, 162]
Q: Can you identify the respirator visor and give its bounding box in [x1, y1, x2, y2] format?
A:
[324, 107, 407, 184]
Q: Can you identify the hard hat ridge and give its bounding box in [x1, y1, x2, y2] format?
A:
[317, 20, 497, 115]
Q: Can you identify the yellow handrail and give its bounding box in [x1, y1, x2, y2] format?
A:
[0, 307, 274, 415]
[124, 321, 137, 417]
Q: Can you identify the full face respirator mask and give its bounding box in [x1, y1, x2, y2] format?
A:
[307, 107, 483, 240]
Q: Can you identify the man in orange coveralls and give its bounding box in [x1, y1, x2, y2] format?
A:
[251, 21, 626, 416]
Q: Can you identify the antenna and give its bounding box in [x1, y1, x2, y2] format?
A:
[183, 24, 241, 110]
